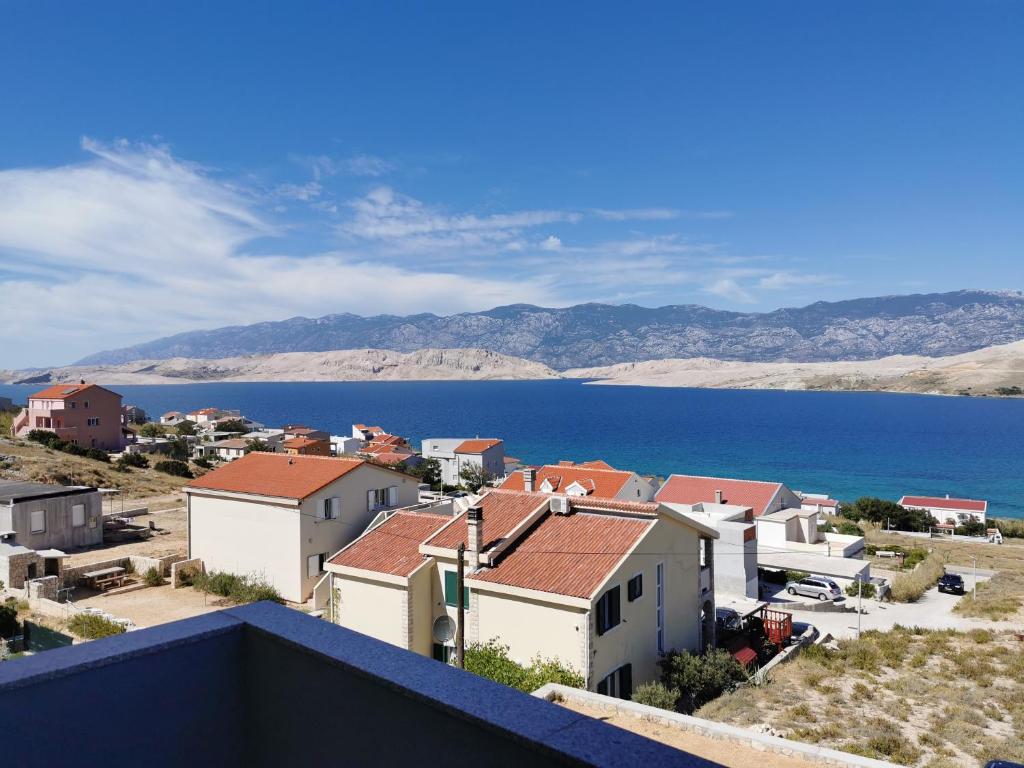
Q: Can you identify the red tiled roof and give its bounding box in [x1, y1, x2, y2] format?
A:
[283, 437, 323, 448]
[469, 510, 653, 599]
[29, 383, 104, 400]
[657, 475, 783, 516]
[899, 496, 987, 513]
[801, 497, 838, 507]
[425, 491, 548, 551]
[190, 408, 219, 415]
[329, 512, 451, 577]
[485, 487, 659, 517]
[577, 460, 617, 471]
[369, 452, 415, 466]
[499, 466, 633, 499]
[186, 453, 363, 499]
[454, 438, 503, 454]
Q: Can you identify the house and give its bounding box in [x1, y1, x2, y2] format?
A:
[656, 474, 802, 517]
[121, 404, 147, 425]
[353, 423, 386, 440]
[325, 489, 718, 697]
[0, 602, 695, 768]
[799, 494, 839, 515]
[898, 494, 988, 526]
[0, 481, 103, 589]
[755, 507, 867, 586]
[421, 438, 506, 487]
[160, 410, 186, 425]
[184, 453, 420, 602]
[500, 462, 656, 502]
[331, 435, 364, 456]
[206, 438, 252, 462]
[187, 407, 238, 424]
[243, 429, 286, 452]
[12, 382, 125, 451]
[283, 436, 332, 456]
[661, 501, 758, 599]
[283, 425, 331, 442]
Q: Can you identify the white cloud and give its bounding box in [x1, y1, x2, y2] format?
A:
[303, 153, 396, 179]
[540, 235, 562, 252]
[592, 208, 734, 221]
[274, 181, 322, 201]
[0, 141, 560, 367]
[704, 278, 756, 304]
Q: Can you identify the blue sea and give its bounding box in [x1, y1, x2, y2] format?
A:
[3, 380, 1023, 518]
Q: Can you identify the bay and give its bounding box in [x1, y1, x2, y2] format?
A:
[2, 380, 1022, 518]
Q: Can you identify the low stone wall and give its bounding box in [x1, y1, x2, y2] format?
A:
[62, 553, 186, 586]
[26, 576, 59, 601]
[532, 684, 897, 768]
[171, 558, 204, 588]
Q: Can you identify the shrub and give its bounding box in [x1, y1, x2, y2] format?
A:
[843, 497, 937, 532]
[845, 580, 877, 599]
[990, 517, 1024, 539]
[954, 519, 986, 537]
[117, 452, 149, 469]
[189, 570, 282, 604]
[154, 459, 193, 478]
[143, 567, 165, 587]
[26, 429, 59, 445]
[836, 520, 862, 536]
[889, 553, 946, 602]
[85, 448, 110, 463]
[137, 422, 166, 438]
[0, 603, 19, 639]
[193, 457, 213, 469]
[463, 639, 584, 692]
[785, 570, 810, 583]
[631, 681, 680, 711]
[659, 648, 747, 714]
[67, 613, 126, 640]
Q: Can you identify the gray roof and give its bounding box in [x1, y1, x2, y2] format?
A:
[0, 481, 95, 504]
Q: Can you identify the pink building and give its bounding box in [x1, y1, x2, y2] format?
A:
[12, 382, 125, 451]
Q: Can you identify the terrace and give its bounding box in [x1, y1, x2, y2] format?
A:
[0, 601, 718, 767]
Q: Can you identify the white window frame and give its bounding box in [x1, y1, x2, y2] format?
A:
[31, 509, 46, 534]
[72, 504, 86, 527]
[321, 497, 340, 520]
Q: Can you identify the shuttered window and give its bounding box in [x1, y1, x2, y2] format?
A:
[444, 570, 469, 607]
[595, 585, 621, 635]
[596, 664, 632, 700]
[627, 574, 643, 602]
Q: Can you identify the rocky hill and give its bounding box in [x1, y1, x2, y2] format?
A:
[75, 290, 1024, 369]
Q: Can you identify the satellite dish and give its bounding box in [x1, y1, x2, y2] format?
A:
[432, 615, 455, 644]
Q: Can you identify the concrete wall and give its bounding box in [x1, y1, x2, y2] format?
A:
[615, 473, 658, 502]
[714, 520, 758, 598]
[8, 489, 103, 551]
[474, 588, 587, 673]
[408, 563, 434, 657]
[333, 573, 409, 648]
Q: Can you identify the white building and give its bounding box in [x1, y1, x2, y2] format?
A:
[421, 438, 505, 487]
[898, 495, 988, 526]
[664, 501, 758, 599]
[184, 453, 420, 602]
[500, 462, 657, 502]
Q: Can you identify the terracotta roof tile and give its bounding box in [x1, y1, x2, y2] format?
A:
[469, 510, 653, 599]
[454, 438, 503, 454]
[425, 491, 547, 550]
[899, 496, 987, 512]
[499, 465, 633, 499]
[283, 437, 324, 448]
[186, 453, 364, 499]
[28, 383, 103, 400]
[657, 474, 783, 516]
[329, 512, 451, 577]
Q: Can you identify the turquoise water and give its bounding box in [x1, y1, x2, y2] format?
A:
[3, 380, 1022, 518]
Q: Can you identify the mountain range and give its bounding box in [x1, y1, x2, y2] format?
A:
[75, 290, 1024, 370]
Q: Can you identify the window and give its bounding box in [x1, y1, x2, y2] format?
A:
[87, 417, 100, 426]
[699, 538, 707, 568]
[627, 573, 643, 602]
[72, 504, 86, 527]
[321, 497, 340, 520]
[596, 664, 633, 700]
[70, 402, 77, 409]
[444, 570, 469, 608]
[84, 400, 90, 409]
[368, 487, 399, 511]
[432, 643, 454, 663]
[595, 585, 621, 635]
[656, 562, 665, 654]
[306, 552, 326, 579]
[31, 509, 46, 533]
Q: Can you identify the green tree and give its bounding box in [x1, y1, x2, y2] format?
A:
[137, 422, 166, 438]
[167, 437, 190, 461]
[175, 420, 197, 436]
[245, 438, 272, 452]
[409, 458, 442, 490]
[463, 640, 584, 692]
[843, 497, 937, 532]
[0, 603, 19, 639]
[658, 648, 747, 714]
[217, 419, 251, 434]
[459, 463, 494, 492]
[955, 519, 986, 537]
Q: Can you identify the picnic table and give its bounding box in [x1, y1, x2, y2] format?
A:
[82, 566, 126, 591]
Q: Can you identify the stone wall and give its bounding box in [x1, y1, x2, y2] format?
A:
[0, 551, 41, 589]
[27, 575, 59, 601]
[171, 558, 205, 588]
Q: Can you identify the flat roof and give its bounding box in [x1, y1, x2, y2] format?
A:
[0, 481, 95, 504]
[757, 549, 870, 580]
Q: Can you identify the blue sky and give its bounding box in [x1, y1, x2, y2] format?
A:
[1, 1, 1021, 367]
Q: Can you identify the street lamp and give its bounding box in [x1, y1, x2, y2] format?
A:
[971, 556, 977, 600]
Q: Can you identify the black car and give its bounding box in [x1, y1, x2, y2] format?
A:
[938, 573, 965, 595]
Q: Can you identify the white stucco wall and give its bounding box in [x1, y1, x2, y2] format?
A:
[334, 573, 409, 647]
[473, 589, 587, 673]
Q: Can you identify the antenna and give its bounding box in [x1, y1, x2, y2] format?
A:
[431, 615, 455, 645]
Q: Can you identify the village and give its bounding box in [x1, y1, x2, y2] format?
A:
[2, 382, 1021, 768]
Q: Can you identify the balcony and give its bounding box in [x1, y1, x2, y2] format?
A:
[0, 602, 718, 768]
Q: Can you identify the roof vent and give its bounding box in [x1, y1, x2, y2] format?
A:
[715, 489, 724, 504]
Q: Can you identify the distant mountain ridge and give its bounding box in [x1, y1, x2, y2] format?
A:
[76, 289, 1024, 370]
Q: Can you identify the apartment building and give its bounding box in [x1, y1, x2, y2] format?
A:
[657, 474, 803, 517]
[500, 462, 657, 502]
[898, 494, 988, 526]
[325, 489, 718, 697]
[12, 382, 124, 451]
[421, 438, 506, 486]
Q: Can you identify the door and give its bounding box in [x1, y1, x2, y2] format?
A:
[26, 562, 37, 580]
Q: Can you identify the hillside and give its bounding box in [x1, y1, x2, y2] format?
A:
[2, 348, 560, 385]
[74, 290, 1024, 369]
[569, 339, 1024, 395]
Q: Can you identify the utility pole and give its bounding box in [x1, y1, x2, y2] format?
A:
[971, 556, 978, 601]
[456, 541, 465, 669]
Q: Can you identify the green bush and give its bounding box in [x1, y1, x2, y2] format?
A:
[463, 639, 584, 692]
[785, 570, 810, 583]
[632, 681, 680, 710]
[117, 452, 149, 469]
[659, 648, 747, 714]
[25, 429, 108, 462]
[143, 567, 165, 587]
[843, 497, 937, 532]
[0, 603, 19, 639]
[845, 580, 877, 599]
[189, 570, 282, 604]
[193, 457, 213, 469]
[68, 613, 126, 639]
[954, 520, 986, 537]
[990, 518, 1024, 539]
[85, 448, 110, 463]
[154, 459, 193, 478]
[836, 520, 862, 536]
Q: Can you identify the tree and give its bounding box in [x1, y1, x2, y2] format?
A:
[217, 419, 251, 434]
[463, 640, 583, 692]
[137, 422, 166, 438]
[409, 458, 442, 490]
[459, 463, 494, 492]
[168, 437, 190, 462]
[955, 519, 986, 537]
[658, 648, 747, 714]
[154, 459, 193, 478]
[0, 603, 19, 639]
[245, 438, 272, 453]
[843, 497, 937, 533]
[175, 420, 197, 436]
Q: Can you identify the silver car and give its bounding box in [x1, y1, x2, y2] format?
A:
[786, 576, 842, 601]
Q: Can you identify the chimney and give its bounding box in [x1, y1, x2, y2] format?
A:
[523, 468, 536, 493]
[715, 489, 723, 504]
[467, 504, 484, 567]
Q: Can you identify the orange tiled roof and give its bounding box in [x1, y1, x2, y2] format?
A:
[283, 437, 323, 448]
[499, 465, 633, 499]
[577, 460, 617, 471]
[469, 510, 653, 599]
[425, 491, 548, 551]
[899, 495, 987, 513]
[454, 438, 503, 454]
[330, 512, 451, 577]
[657, 474, 783, 517]
[186, 453, 363, 499]
[801, 497, 838, 507]
[487, 487, 659, 516]
[28, 383, 102, 400]
[369, 452, 416, 466]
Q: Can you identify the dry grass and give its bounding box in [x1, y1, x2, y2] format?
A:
[698, 626, 1024, 767]
[889, 552, 947, 602]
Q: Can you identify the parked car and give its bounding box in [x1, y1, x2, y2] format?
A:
[786, 576, 842, 601]
[938, 573, 965, 595]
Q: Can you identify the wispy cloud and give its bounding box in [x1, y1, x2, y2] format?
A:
[592, 208, 734, 221]
[299, 153, 396, 180]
